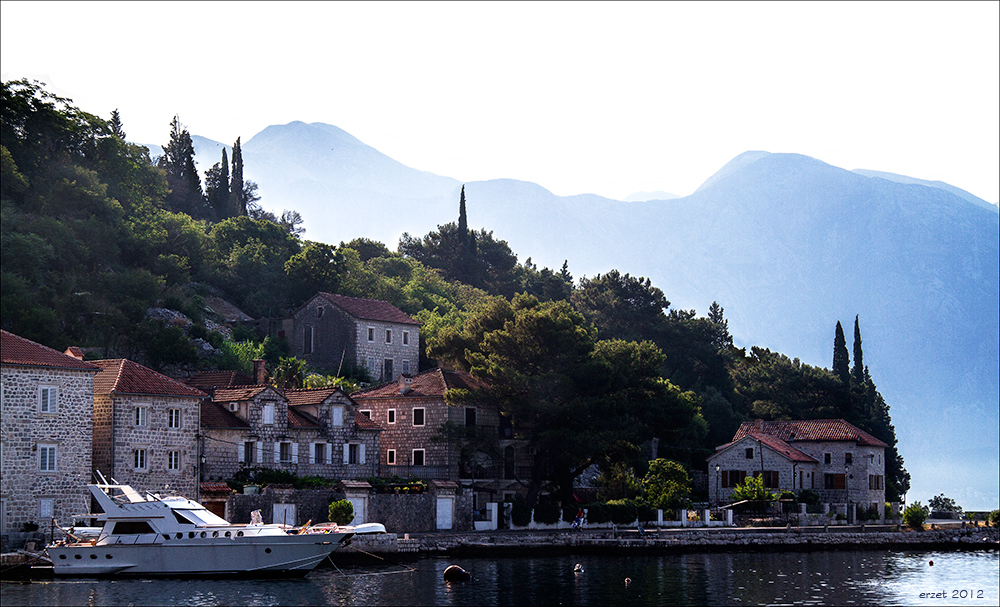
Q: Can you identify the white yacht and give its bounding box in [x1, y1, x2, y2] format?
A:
[46, 479, 353, 577]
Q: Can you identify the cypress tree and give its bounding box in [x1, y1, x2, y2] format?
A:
[833, 320, 850, 384]
[458, 185, 468, 240]
[205, 148, 230, 220]
[229, 137, 245, 216]
[852, 315, 865, 386]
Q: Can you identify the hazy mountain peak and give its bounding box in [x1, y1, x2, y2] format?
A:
[695, 150, 772, 192]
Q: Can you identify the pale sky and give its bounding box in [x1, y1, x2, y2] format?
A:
[2, 1, 998, 203]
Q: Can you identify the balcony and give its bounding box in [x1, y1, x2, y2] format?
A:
[459, 464, 534, 481]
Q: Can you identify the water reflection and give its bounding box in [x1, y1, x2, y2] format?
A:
[2, 549, 996, 606]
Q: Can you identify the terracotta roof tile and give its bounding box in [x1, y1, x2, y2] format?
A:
[200, 399, 250, 428]
[200, 482, 234, 494]
[354, 411, 383, 431]
[733, 419, 888, 448]
[1, 330, 99, 371]
[92, 359, 206, 399]
[284, 386, 355, 407]
[288, 406, 320, 429]
[317, 292, 419, 325]
[212, 385, 281, 403]
[353, 368, 484, 399]
[185, 371, 255, 390]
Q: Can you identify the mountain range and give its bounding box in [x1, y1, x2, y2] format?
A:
[144, 122, 999, 510]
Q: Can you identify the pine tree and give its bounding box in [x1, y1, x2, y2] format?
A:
[852, 315, 865, 386]
[109, 109, 125, 139]
[160, 115, 206, 218]
[229, 137, 245, 216]
[833, 320, 850, 384]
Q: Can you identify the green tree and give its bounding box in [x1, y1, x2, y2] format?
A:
[851, 315, 865, 386]
[108, 109, 125, 139]
[284, 242, 344, 306]
[643, 458, 692, 509]
[928, 493, 962, 513]
[271, 356, 307, 390]
[204, 148, 230, 220]
[159, 115, 206, 218]
[229, 136, 245, 215]
[432, 293, 703, 505]
[730, 474, 775, 502]
[833, 320, 850, 385]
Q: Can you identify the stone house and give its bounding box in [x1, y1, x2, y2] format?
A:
[88, 358, 206, 499]
[200, 384, 381, 486]
[352, 368, 534, 508]
[706, 419, 887, 518]
[0, 330, 99, 535]
[290, 292, 420, 381]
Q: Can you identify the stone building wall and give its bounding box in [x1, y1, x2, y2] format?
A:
[352, 395, 458, 477]
[708, 437, 885, 513]
[291, 295, 419, 380]
[103, 394, 200, 497]
[0, 366, 94, 534]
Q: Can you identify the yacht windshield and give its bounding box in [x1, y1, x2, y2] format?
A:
[175, 507, 229, 526]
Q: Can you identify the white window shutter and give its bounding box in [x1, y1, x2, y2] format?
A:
[238, 443, 245, 463]
[309, 443, 316, 464]
[291, 443, 298, 463]
[256, 441, 263, 463]
[360, 443, 366, 465]
[343, 444, 349, 464]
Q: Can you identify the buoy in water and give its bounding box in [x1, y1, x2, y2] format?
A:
[574, 563, 584, 573]
[443, 565, 472, 582]
[625, 577, 632, 587]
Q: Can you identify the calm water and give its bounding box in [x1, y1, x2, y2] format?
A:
[2, 549, 997, 606]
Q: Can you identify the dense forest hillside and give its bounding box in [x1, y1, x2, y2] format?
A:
[1, 80, 910, 502]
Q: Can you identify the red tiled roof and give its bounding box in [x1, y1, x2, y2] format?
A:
[732, 419, 888, 448]
[200, 399, 249, 429]
[317, 292, 419, 325]
[92, 359, 206, 399]
[1, 330, 99, 371]
[284, 386, 355, 407]
[200, 482, 234, 494]
[185, 370, 255, 390]
[354, 411, 382, 431]
[212, 385, 279, 403]
[353, 368, 484, 399]
[288, 406, 320, 429]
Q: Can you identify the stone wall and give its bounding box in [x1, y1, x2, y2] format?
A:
[0, 366, 94, 535]
[353, 394, 458, 477]
[224, 483, 473, 533]
[100, 394, 200, 497]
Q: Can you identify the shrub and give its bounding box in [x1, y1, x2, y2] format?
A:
[586, 503, 611, 524]
[533, 502, 561, 525]
[607, 499, 639, 525]
[637, 502, 656, 523]
[988, 510, 1000, 528]
[903, 502, 928, 529]
[328, 499, 354, 525]
[642, 459, 691, 509]
[511, 500, 532, 527]
[731, 475, 775, 502]
[778, 490, 796, 501]
[563, 505, 579, 523]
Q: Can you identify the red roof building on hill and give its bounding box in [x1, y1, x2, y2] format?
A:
[289, 292, 420, 382]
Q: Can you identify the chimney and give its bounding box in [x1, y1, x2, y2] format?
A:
[755, 419, 762, 433]
[399, 374, 413, 395]
[64, 347, 85, 361]
[253, 359, 267, 385]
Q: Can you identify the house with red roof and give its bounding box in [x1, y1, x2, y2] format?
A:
[706, 419, 887, 521]
[200, 383, 380, 511]
[290, 292, 420, 382]
[88, 358, 206, 499]
[353, 368, 531, 509]
[1, 330, 99, 536]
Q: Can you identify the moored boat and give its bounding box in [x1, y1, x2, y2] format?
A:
[46, 477, 353, 577]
